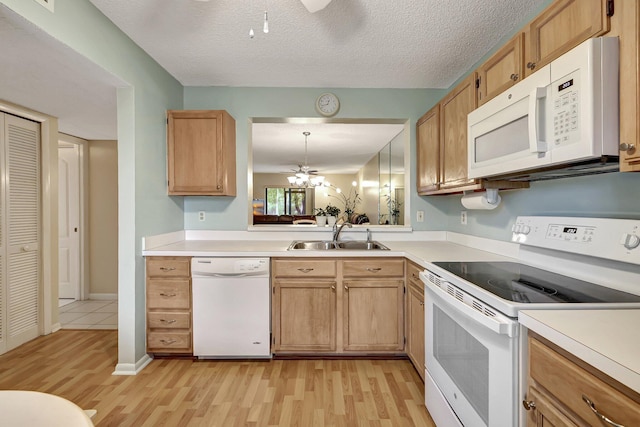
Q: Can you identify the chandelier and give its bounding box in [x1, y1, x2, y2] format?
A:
[287, 132, 329, 188]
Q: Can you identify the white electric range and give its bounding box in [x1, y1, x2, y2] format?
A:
[420, 216, 640, 427]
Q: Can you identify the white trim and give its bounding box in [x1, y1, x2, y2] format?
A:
[51, 323, 61, 333]
[112, 353, 153, 376]
[142, 230, 185, 250]
[88, 293, 118, 301]
[446, 231, 519, 258]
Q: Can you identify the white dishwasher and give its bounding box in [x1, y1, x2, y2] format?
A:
[191, 257, 271, 358]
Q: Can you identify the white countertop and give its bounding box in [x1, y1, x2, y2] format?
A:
[520, 309, 640, 394]
[142, 239, 516, 268]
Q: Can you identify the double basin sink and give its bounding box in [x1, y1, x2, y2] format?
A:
[288, 240, 390, 251]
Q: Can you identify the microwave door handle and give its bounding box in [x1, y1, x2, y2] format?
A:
[528, 87, 548, 153]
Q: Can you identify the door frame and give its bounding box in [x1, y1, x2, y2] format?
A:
[58, 134, 89, 301]
[0, 100, 57, 335]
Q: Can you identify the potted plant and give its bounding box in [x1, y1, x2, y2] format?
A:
[325, 204, 341, 226]
[314, 207, 327, 227]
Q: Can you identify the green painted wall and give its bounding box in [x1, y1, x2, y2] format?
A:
[183, 87, 449, 230]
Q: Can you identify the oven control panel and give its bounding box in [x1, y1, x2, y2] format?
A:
[512, 216, 640, 265]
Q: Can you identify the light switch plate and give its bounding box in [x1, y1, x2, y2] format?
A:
[416, 211, 424, 222]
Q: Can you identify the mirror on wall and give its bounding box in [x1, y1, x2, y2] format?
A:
[250, 118, 408, 227]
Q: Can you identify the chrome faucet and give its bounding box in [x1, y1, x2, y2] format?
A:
[366, 228, 372, 242]
[332, 222, 352, 242]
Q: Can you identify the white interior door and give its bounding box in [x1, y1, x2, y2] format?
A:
[5, 113, 40, 351]
[58, 144, 80, 300]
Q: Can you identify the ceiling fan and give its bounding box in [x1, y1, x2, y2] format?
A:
[299, 0, 333, 13]
[285, 131, 327, 187]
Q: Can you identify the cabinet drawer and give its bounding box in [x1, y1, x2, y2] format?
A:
[342, 259, 404, 277]
[148, 331, 191, 352]
[147, 280, 191, 309]
[147, 257, 190, 278]
[272, 259, 337, 278]
[529, 337, 640, 426]
[148, 312, 191, 329]
[407, 262, 423, 287]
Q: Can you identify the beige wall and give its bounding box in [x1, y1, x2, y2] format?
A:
[89, 140, 118, 295]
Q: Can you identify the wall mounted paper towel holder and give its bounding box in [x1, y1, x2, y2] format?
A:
[460, 189, 501, 210]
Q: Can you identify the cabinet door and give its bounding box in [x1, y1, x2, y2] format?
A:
[525, 0, 610, 76]
[406, 282, 425, 380]
[273, 280, 337, 352]
[416, 105, 440, 194]
[477, 33, 524, 106]
[525, 387, 579, 427]
[343, 280, 403, 352]
[167, 110, 236, 196]
[440, 73, 477, 189]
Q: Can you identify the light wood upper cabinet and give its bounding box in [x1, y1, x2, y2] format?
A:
[167, 110, 236, 196]
[477, 33, 524, 106]
[440, 73, 477, 190]
[416, 104, 440, 194]
[525, 335, 640, 426]
[524, 0, 610, 77]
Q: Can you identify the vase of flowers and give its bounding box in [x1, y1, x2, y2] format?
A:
[314, 207, 327, 227]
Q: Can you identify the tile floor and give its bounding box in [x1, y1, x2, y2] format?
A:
[58, 299, 118, 330]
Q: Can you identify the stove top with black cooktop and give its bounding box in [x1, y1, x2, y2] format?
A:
[433, 261, 640, 304]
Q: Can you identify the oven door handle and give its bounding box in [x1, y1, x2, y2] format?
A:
[425, 280, 518, 337]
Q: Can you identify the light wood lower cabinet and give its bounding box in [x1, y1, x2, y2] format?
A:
[525, 334, 640, 426]
[272, 257, 405, 354]
[145, 256, 193, 354]
[406, 262, 425, 380]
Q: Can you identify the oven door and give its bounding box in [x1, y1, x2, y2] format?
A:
[424, 279, 519, 427]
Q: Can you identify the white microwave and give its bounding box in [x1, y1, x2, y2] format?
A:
[467, 37, 619, 180]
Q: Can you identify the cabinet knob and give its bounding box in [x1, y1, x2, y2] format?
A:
[619, 143, 635, 152]
[522, 400, 536, 411]
[510, 73, 519, 81]
[331, 285, 336, 291]
[582, 395, 625, 427]
[216, 185, 222, 190]
[344, 285, 349, 291]
[526, 62, 536, 70]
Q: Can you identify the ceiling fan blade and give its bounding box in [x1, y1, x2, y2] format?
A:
[299, 0, 332, 13]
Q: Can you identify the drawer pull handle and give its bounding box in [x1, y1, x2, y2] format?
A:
[160, 339, 177, 345]
[522, 400, 536, 411]
[159, 267, 176, 271]
[159, 292, 177, 297]
[297, 268, 314, 273]
[160, 319, 177, 324]
[366, 267, 382, 272]
[582, 395, 625, 427]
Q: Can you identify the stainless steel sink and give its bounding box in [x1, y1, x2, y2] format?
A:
[287, 240, 389, 251]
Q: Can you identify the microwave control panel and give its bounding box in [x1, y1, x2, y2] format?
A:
[551, 70, 580, 147]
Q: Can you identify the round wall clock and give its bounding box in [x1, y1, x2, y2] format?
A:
[315, 93, 340, 117]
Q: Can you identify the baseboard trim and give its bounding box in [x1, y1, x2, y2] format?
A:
[112, 354, 153, 376]
[89, 293, 118, 301]
[51, 322, 61, 333]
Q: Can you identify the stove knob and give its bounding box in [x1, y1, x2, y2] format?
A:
[514, 224, 522, 233]
[620, 233, 640, 250]
[521, 225, 531, 235]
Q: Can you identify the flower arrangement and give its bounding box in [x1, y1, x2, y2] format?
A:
[314, 207, 327, 217]
[330, 186, 361, 222]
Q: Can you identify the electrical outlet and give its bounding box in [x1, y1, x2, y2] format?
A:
[416, 211, 424, 222]
[198, 211, 206, 221]
[461, 211, 467, 225]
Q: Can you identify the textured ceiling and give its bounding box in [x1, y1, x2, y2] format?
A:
[89, 0, 545, 88]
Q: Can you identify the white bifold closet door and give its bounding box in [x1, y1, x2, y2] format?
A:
[0, 113, 40, 354]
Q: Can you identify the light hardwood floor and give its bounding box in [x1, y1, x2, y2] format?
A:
[0, 330, 435, 426]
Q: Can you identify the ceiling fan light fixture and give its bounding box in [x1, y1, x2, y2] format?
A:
[299, 0, 333, 13]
